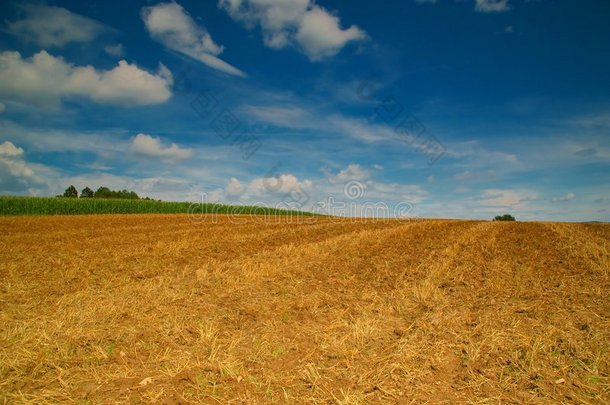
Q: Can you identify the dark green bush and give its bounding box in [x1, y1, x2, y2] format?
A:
[494, 214, 516, 221]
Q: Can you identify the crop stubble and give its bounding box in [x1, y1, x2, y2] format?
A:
[0, 215, 608, 403]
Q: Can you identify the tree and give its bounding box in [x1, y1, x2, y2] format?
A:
[94, 186, 112, 199]
[93, 186, 140, 199]
[494, 214, 516, 221]
[62, 185, 78, 198]
[81, 187, 94, 198]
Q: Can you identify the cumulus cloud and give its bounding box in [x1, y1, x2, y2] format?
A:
[250, 173, 313, 196]
[0, 141, 58, 194]
[323, 163, 373, 184]
[6, 4, 109, 47]
[0, 141, 24, 157]
[0, 142, 32, 178]
[0, 50, 173, 108]
[141, 2, 245, 77]
[475, 0, 511, 13]
[219, 0, 367, 60]
[295, 6, 367, 60]
[551, 192, 575, 203]
[130, 133, 193, 162]
[226, 177, 245, 196]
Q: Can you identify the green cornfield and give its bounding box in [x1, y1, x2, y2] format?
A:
[0, 196, 315, 217]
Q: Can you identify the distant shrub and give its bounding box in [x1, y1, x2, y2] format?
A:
[494, 214, 516, 221]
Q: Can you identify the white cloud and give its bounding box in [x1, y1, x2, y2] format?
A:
[0, 141, 24, 157]
[324, 163, 373, 184]
[226, 177, 245, 196]
[142, 2, 245, 77]
[130, 133, 193, 162]
[295, 6, 367, 60]
[104, 43, 125, 57]
[551, 192, 575, 203]
[0, 50, 173, 108]
[0, 141, 58, 194]
[219, 0, 367, 60]
[475, 0, 511, 13]
[6, 4, 108, 47]
[250, 173, 313, 196]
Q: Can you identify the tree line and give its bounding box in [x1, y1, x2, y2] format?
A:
[59, 185, 148, 200]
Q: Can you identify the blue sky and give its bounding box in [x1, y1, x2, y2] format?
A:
[0, 0, 609, 220]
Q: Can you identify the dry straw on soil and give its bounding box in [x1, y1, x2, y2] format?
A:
[0, 215, 608, 403]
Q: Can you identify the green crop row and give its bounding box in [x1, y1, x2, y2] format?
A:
[0, 196, 316, 217]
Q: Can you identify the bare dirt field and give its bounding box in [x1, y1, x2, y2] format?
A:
[0, 215, 608, 404]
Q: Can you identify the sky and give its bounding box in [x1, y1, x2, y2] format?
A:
[0, 0, 609, 221]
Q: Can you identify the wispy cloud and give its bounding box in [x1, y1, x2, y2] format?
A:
[104, 43, 125, 58]
[241, 102, 392, 143]
[142, 2, 246, 77]
[5, 4, 110, 47]
[474, 0, 511, 13]
[551, 192, 575, 203]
